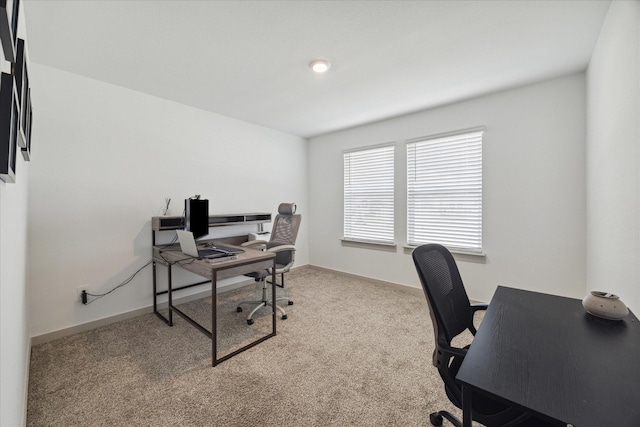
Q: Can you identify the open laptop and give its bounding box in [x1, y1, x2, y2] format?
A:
[176, 230, 239, 259]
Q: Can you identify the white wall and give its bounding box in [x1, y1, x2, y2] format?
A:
[27, 64, 308, 338]
[309, 74, 587, 303]
[0, 3, 31, 426]
[0, 156, 30, 426]
[586, 0, 640, 314]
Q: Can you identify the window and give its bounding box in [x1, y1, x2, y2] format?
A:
[343, 145, 395, 244]
[407, 129, 483, 253]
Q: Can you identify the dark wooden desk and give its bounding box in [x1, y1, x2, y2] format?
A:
[152, 243, 276, 366]
[456, 286, 640, 427]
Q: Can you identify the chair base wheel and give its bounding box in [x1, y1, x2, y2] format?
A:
[247, 319, 254, 325]
[430, 411, 462, 427]
[429, 413, 443, 426]
[236, 307, 243, 312]
[288, 300, 294, 305]
[281, 314, 287, 320]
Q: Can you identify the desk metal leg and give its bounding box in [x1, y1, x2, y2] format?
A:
[152, 261, 173, 325]
[167, 264, 173, 326]
[212, 258, 277, 366]
[152, 261, 157, 313]
[212, 272, 218, 366]
[461, 384, 472, 427]
[271, 262, 277, 336]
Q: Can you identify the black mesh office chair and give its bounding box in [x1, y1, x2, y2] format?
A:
[236, 203, 301, 325]
[412, 244, 554, 427]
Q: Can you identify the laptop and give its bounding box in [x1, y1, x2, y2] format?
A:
[176, 230, 237, 259]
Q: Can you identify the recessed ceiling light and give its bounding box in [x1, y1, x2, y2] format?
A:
[309, 59, 331, 73]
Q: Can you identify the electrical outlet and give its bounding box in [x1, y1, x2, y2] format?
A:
[77, 286, 89, 304]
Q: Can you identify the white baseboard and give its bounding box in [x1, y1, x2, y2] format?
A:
[306, 265, 424, 298]
[22, 336, 32, 427]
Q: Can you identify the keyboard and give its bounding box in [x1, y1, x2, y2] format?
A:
[197, 248, 232, 259]
[200, 244, 245, 255]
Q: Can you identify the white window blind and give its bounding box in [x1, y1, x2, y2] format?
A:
[344, 145, 395, 244]
[407, 130, 483, 252]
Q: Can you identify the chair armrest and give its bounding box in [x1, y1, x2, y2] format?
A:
[266, 244, 296, 253]
[469, 303, 489, 335]
[433, 342, 468, 368]
[470, 303, 489, 313]
[241, 240, 268, 248]
[442, 343, 468, 358]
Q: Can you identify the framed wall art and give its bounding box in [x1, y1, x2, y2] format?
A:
[21, 86, 30, 161]
[0, 0, 20, 62]
[14, 37, 26, 147]
[0, 72, 18, 182]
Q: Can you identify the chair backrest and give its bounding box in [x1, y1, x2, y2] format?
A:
[268, 203, 301, 265]
[412, 244, 472, 349]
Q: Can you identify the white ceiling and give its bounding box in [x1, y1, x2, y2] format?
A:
[23, 0, 611, 138]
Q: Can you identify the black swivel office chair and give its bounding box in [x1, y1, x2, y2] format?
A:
[412, 244, 554, 427]
[236, 203, 301, 325]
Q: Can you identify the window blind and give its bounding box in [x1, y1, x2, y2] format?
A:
[407, 130, 482, 252]
[344, 145, 395, 244]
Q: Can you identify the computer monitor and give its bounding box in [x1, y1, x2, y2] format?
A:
[185, 198, 209, 239]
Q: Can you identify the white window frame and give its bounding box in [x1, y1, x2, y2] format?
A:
[407, 128, 483, 254]
[343, 144, 395, 246]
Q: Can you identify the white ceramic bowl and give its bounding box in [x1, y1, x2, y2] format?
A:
[582, 291, 629, 321]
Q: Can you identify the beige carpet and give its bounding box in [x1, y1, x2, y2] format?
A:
[27, 267, 470, 426]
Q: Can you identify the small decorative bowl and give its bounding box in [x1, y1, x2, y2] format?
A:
[582, 291, 629, 321]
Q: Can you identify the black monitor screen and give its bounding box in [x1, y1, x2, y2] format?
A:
[185, 198, 209, 239]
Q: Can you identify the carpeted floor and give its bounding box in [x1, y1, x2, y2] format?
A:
[27, 267, 471, 426]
